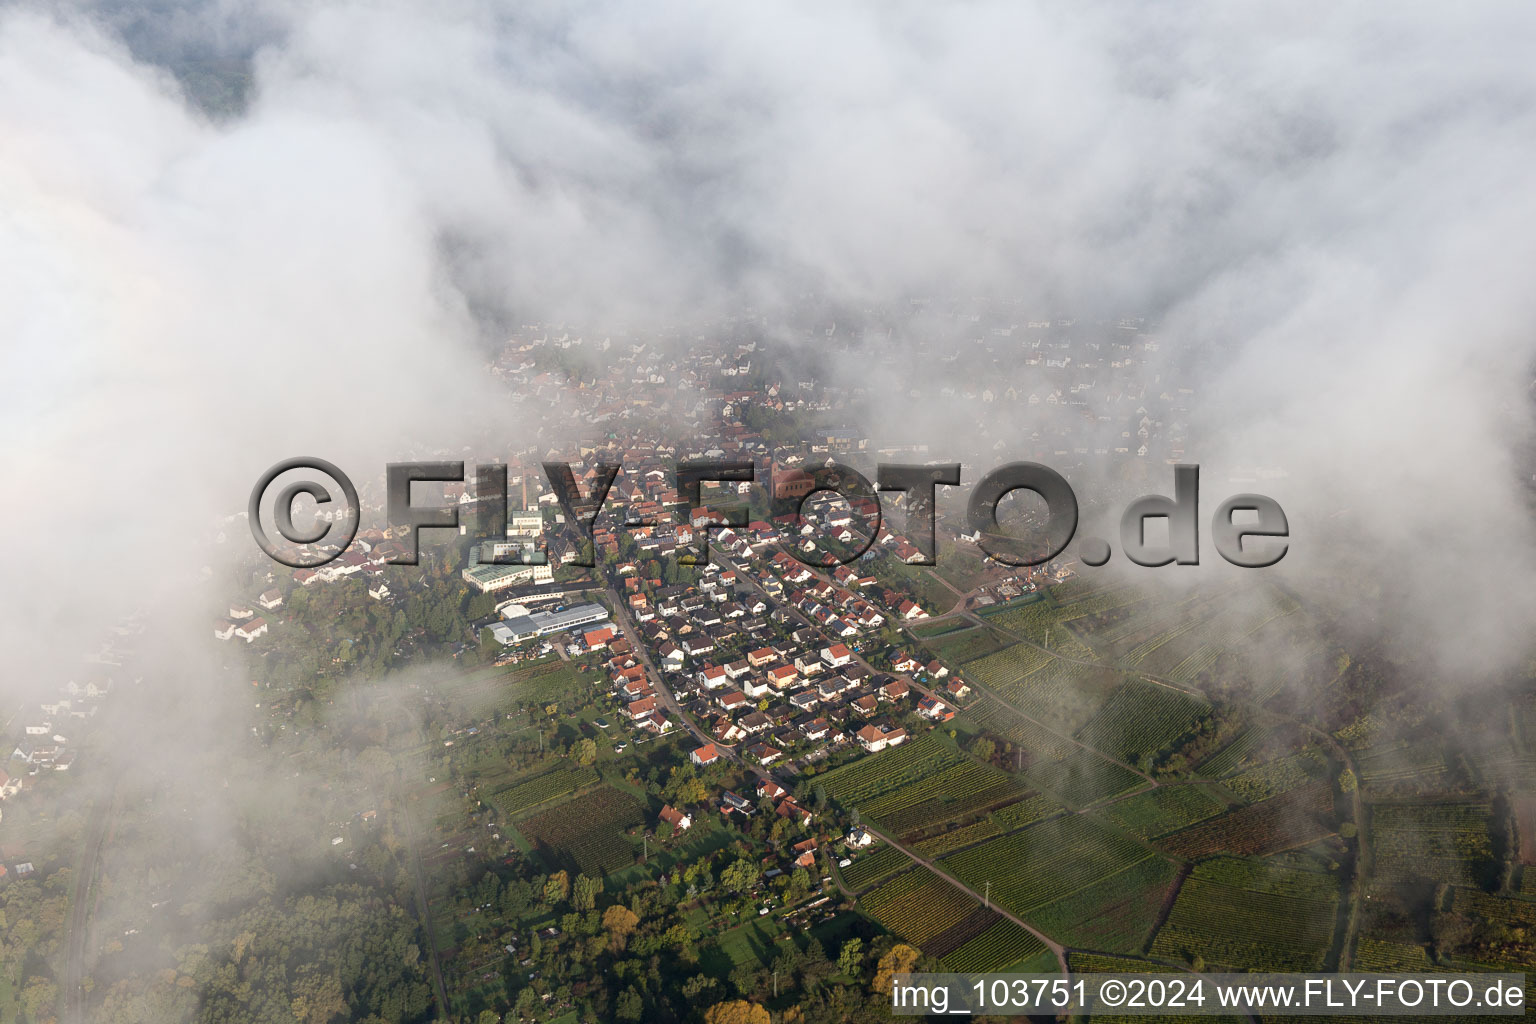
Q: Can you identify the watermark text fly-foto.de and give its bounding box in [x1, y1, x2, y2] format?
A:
[249, 457, 1288, 571]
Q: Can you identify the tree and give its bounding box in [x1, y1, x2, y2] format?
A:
[476, 1011, 501, 1024]
[970, 735, 996, 761]
[543, 870, 570, 905]
[616, 987, 645, 1021]
[603, 904, 640, 952]
[872, 943, 920, 995]
[572, 873, 602, 911]
[837, 938, 864, 977]
[720, 858, 759, 893]
[673, 775, 707, 806]
[703, 1000, 771, 1024]
[572, 737, 598, 765]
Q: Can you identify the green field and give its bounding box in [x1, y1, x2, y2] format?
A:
[941, 918, 1049, 972]
[516, 786, 646, 875]
[841, 844, 910, 891]
[1368, 801, 1495, 891]
[966, 698, 1146, 807]
[862, 867, 980, 948]
[1222, 750, 1328, 803]
[817, 734, 964, 805]
[1098, 785, 1228, 840]
[1075, 679, 1210, 769]
[1027, 853, 1178, 954]
[1150, 857, 1339, 971]
[941, 814, 1151, 921]
[486, 762, 602, 820]
[860, 759, 1030, 837]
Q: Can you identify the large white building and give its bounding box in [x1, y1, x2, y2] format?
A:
[488, 602, 610, 644]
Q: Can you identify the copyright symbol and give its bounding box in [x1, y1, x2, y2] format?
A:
[1099, 979, 1125, 1007]
[249, 457, 359, 568]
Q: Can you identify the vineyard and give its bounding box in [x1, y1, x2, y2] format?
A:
[1098, 785, 1228, 840]
[989, 794, 1062, 830]
[1222, 750, 1328, 803]
[913, 818, 1004, 858]
[1196, 724, 1274, 778]
[941, 918, 1049, 972]
[1074, 679, 1210, 769]
[920, 624, 1014, 665]
[517, 786, 645, 875]
[1353, 936, 1433, 971]
[1369, 802, 1494, 889]
[1158, 781, 1335, 859]
[817, 734, 963, 805]
[1026, 854, 1178, 955]
[981, 598, 1096, 658]
[1449, 888, 1536, 934]
[966, 699, 1146, 807]
[1353, 739, 1450, 791]
[961, 643, 1055, 691]
[1067, 952, 1164, 973]
[941, 814, 1150, 920]
[1150, 857, 1339, 971]
[861, 868, 979, 948]
[859, 759, 1030, 836]
[985, 659, 1123, 734]
[840, 845, 909, 892]
[487, 762, 601, 820]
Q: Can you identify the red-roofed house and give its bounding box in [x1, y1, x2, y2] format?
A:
[820, 643, 853, 668]
[659, 804, 692, 831]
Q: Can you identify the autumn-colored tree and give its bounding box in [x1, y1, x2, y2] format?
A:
[602, 904, 640, 952]
[702, 999, 771, 1024]
[572, 737, 598, 765]
[872, 943, 920, 994]
[543, 870, 570, 905]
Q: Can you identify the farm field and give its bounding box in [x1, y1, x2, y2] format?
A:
[1196, 724, 1275, 778]
[913, 818, 1004, 858]
[920, 624, 1015, 665]
[516, 785, 646, 875]
[989, 658, 1124, 734]
[988, 794, 1063, 830]
[967, 699, 1146, 807]
[941, 918, 1049, 973]
[485, 762, 601, 820]
[1027, 854, 1179, 954]
[1221, 750, 1329, 803]
[1075, 678, 1211, 769]
[817, 734, 963, 806]
[982, 596, 1098, 659]
[941, 813, 1151, 920]
[841, 845, 910, 892]
[861, 867, 980, 948]
[1353, 739, 1450, 791]
[1368, 802, 1495, 891]
[1150, 857, 1339, 971]
[1098, 784, 1228, 840]
[1352, 936, 1433, 971]
[1158, 781, 1335, 860]
[859, 758, 1031, 837]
